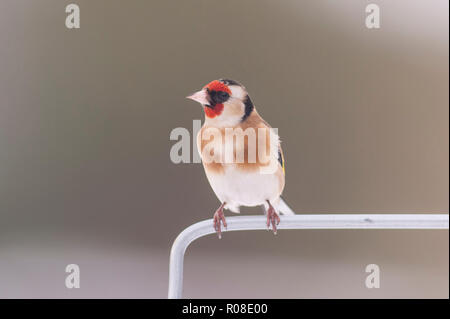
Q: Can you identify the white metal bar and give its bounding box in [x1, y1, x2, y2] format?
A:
[168, 214, 449, 299]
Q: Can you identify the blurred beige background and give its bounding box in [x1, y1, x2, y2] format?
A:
[0, 0, 448, 298]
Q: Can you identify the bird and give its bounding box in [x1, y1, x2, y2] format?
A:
[187, 79, 294, 238]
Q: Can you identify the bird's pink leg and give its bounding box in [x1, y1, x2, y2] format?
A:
[213, 202, 227, 239]
[266, 200, 280, 234]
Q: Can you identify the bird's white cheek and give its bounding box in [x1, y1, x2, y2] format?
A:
[205, 101, 243, 127]
[229, 86, 246, 100]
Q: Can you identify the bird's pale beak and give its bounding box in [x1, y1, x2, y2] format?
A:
[186, 90, 210, 106]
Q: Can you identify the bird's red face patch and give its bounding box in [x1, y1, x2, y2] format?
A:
[203, 80, 232, 94]
[202, 80, 231, 118]
[204, 104, 224, 118]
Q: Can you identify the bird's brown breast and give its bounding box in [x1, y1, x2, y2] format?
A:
[197, 111, 277, 174]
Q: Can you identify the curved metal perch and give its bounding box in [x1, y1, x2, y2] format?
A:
[168, 214, 449, 299]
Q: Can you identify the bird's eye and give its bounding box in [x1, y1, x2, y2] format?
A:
[218, 91, 229, 101]
[209, 90, 230, 105]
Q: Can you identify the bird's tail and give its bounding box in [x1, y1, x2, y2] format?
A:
[275, 197, 296, 215]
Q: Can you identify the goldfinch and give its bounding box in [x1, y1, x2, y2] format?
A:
[187, 79, 294, 238]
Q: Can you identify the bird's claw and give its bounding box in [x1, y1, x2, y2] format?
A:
[213, 206, 227, 239]
[266, 204, 280, 235]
